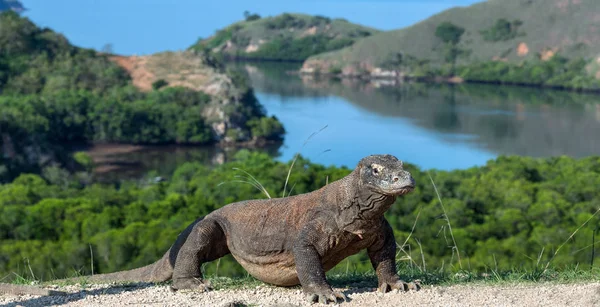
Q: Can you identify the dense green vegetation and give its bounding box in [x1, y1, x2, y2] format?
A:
[377, 47, 600, 91]
[191, 13, 379, 61]
[0, 12, 130, 95]
[1, 151, 599, 281]
[1, 87, 215, 144]
[480, 18, 524, 42]
[456, 55, 600, 91]
[381, 50, 600, 91]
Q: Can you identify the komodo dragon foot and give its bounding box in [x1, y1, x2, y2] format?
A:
[305, 289, 347, 305]
[170, 278, 213, 293]
[378, 279, 421, 293]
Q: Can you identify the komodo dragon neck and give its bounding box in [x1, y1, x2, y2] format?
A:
[334, 169, 397, 235]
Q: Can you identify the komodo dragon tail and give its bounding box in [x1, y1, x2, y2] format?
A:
[0, 283, 66, 296]
[68, 250, 174, 284]
[0, 250, 173, 296]
[79, 216, 202, 285]
[1, 216, 205, 296]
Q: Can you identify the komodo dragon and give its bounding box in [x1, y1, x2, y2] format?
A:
[0, 154, 419, 303]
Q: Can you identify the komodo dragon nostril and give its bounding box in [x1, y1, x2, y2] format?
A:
[393, 177, 399, 182]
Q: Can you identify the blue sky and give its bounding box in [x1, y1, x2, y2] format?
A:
[22, 0, 482, 55]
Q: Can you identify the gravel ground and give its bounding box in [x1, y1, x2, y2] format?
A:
[2, 282, 600, 307]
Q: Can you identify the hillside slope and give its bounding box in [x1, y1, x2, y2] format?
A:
[190, 13, 379, 61]
[303, 0, 600, 76]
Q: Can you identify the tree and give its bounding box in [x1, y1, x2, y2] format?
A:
[100, 43, 113, 54]
[435, 22, 465, 45]
[435, 22, 467, 75]
[243, 10, 261, 22]
[151, 79, 168, 90]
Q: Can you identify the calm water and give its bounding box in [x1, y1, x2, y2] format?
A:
[241, 62, 600, 170]
[55, 62, 600, 180]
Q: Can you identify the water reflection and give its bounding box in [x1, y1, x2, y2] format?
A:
[84, 143, 282, 182]
[233, 62, 600, 170]
[5, 62, 599, 182]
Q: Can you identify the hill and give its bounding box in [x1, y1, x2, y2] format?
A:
[302, 0, 600, 84]
[0, 11, 284, 182]
[0, 11, 283, 145]
[190, 13, 380, 62]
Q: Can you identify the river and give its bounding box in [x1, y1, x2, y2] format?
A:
[85, 62, 600, 179]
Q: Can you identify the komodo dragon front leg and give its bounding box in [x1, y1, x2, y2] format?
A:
[368, 219, 420, 293]
[292, 154, 420, 304]
[293, 217, 419, 304]
[293, 220, 349, 304]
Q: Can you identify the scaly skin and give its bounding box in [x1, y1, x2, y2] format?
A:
[1, 154, 419, 303]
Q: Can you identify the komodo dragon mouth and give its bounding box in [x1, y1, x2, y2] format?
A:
[377, 185, 414, 196]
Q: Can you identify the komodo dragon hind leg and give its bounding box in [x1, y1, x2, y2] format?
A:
[170, 218, 229, 292]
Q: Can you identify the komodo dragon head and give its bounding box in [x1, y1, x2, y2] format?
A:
[357, 154, 415, 196]
[338, 154, 415, 236]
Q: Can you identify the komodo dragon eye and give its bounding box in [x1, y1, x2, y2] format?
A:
[372, 167, 379, 175]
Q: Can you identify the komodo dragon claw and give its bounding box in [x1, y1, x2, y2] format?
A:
[306, 290, 347, 304]
[378, 280, 421, 293]
[170, 278, 213, 293]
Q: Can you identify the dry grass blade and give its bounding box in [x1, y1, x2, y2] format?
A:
[218, 179, 270, 199]
[26, 258, 36, 281]
[542, 207, 600, 273]
[395, 206, 424, 271]
[218, 167, 272, 199]
[396, 241, 422, 271]
[415, 238, 427, 272]
[428, 173, 463, 270]
[282, 125, 328, 198]
[89, 244, 94, 276]
[286, 182, 298, 197]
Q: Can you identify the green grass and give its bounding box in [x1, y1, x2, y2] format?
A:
[202, 266, 600, 292]
[199, 266, 600, 292]
[5, 265, 599, 292]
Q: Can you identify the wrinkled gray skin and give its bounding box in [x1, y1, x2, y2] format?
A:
[1, 154, 419, 303]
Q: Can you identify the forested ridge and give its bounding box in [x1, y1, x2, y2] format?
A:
[0, 11, 284, 147]
[1, 151, 599, 281]
[0, 11, 284, 183]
